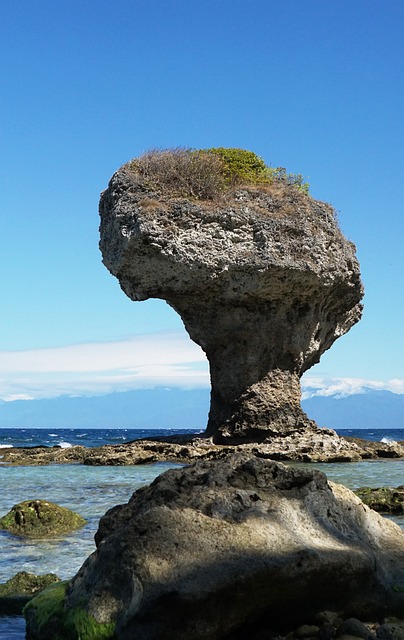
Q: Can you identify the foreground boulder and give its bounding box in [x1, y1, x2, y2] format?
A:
[25, 454, 404, 640]
[0, 571, 59, 615]
[0, 499, 86, 537]
[99, 151, 363, 443]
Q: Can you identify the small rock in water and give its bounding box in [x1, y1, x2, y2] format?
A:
[0, 499, 86, 537]
[0, 571, 60, 615]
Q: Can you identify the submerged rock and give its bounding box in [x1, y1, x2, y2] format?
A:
[355, 486, 404, 514]
[99, 157, 363, 442]
[0, 571, 59, 615]
[0, 499, 86, 537]
[25, 454, 404, 640]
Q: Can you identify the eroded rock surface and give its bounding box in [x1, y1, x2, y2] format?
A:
[25, 454, 404, 640]
[99, 167, 363, 442]
[1, 429, 403, 466]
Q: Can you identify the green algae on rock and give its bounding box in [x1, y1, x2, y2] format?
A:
[355, 486, 404, 514]
[24, 581, 116, 640]
[0, 500, 86, 537]
[0, 571, 60, 615]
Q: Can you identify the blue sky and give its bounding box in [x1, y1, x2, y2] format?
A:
[1, 0, 403, 402]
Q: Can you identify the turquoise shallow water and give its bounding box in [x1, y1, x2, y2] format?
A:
[0, 461, 180, 639]
[0, 462, 180, 583]
[0, 429, 403, 638]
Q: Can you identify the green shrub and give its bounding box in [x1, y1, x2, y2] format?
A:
[128, 147, 309, 199]
[205, 147, 270, 186]
[267, 166, 310, 193]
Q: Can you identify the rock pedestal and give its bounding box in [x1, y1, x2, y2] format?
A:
[99, 167, 363, 442]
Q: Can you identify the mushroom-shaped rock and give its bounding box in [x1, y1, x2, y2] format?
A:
[25, 455, 404, 640]
[99, 151, 363, 442]
[0, 500, 86, 537]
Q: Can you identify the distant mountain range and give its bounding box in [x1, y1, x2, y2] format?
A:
[0, 388, 402, 430]
[303, 389, 404, 429]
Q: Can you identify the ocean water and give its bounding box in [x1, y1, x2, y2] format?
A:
[0, 428, 403, 639]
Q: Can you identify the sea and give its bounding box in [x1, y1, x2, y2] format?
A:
[1, 427, 403, 639]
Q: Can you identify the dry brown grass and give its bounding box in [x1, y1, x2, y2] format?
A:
[128, 148, 226, 200]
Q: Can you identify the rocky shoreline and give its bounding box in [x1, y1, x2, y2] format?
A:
[2, 435, 404, 638]
[1, 426, 403, 467]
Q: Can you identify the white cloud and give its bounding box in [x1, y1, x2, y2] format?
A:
[0, 333, 210, 401]
[301, 374, 404, 399]
[1, 332, 403, 403]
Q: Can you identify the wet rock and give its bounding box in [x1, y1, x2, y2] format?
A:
[0, 432, 403, 467]
[376, 623, 404, 640]
[0, 571, 59, 615]
[354, 487, 404, 514]
[336, 618, 374, 639]
[296, 624, 321, 637]
[0, 499, 86, 537]
[25, 454, 404, 640]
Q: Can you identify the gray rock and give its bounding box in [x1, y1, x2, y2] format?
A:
[99, 165, 363, 442]
[25, 454, 404, 640]
[336, 618, 374, 639]
[376, 623, 404, 640]
[296, 624, 320, 637]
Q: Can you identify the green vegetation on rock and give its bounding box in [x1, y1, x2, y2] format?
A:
[206, 147, 270, 185]
[355, 486, 404, 514]
[0, 571, 60, 615]
[128, 146, 309, 200]
[0, 572, 60, 597]
[24, 582, 117, 640]
[0, 500, 86, 538]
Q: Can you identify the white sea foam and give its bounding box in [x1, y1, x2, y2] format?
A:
[380, 436, 397, 444]
[0, 444, 13, 449]
[58, 441, 72, 449]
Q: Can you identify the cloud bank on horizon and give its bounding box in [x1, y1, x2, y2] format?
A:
[0, 332, 403, 403]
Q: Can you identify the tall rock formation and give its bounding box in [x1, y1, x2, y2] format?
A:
[99, 157, 363, 442]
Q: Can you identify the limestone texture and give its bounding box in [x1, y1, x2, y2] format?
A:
[25, 454, 404, 640]
[0, 500, 86, 538]
[99, 166, 363, 442]
[1, 432, 403, 466]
